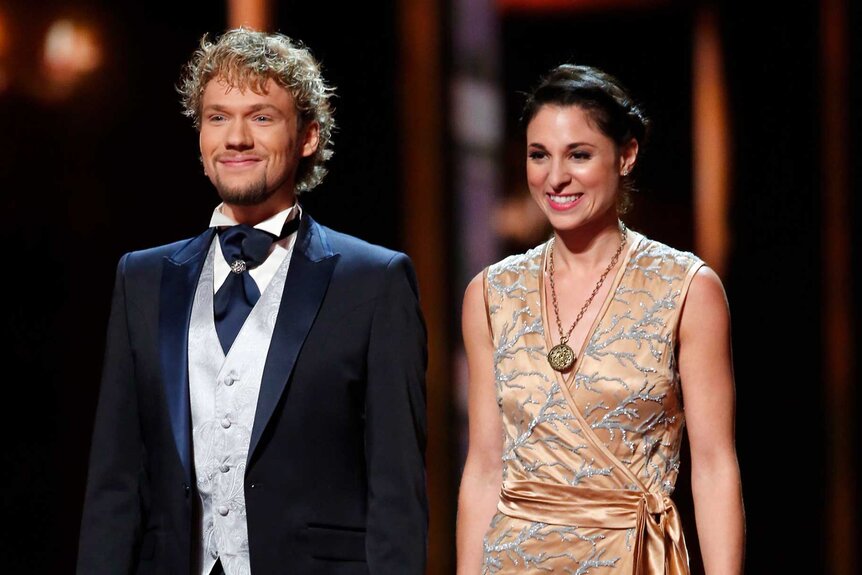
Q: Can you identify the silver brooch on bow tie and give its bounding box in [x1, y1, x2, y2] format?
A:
[229, 260, 248, 274]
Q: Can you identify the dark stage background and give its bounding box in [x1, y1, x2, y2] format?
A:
[0, 0, 858, 573]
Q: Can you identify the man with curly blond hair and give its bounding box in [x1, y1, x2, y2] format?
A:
[78, 29, 428, 575]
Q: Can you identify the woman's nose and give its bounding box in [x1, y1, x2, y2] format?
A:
[548, 160, 571, 189]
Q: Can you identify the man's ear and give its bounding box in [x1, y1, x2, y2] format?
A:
[301, 121, 320, 158]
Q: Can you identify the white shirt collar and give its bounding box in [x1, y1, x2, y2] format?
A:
[208, 202, 302, 236]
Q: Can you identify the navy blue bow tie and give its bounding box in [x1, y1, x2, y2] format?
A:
[213, 218, 300, 353]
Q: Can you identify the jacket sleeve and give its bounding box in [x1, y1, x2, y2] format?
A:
[77, 254, 146, 574]
[364, 252, 429, 573]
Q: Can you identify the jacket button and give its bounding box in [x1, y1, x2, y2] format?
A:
[182, 483, 190, 496]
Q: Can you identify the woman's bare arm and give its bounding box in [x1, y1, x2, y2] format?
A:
[456, 272, 504, 574]
[678, 266, 745, 574]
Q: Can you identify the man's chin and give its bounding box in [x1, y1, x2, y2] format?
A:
[216, 184, 273, 206]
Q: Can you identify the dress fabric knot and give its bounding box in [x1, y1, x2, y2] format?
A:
[498, 480, 689, 574]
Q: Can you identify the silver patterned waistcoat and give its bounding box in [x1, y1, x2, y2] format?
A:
[188, 238, 292, 575]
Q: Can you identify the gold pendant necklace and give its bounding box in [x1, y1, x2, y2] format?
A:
[547, 222, 628, 372]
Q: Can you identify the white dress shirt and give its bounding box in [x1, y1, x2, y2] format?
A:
[208, 203, 301, 294]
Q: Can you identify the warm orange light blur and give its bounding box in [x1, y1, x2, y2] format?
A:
[43, 19, 102, 88]
[400, 0, 450, 570]
[692, 6, 730, 278]
[0, 9, 7, 93]
[821, 0, 856, 572]
[228, 0, 271, 30]
[0, 9, 9, 58]
[497, 0, 668, 13]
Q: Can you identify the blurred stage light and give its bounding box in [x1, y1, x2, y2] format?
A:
[0, 10, 8, 94]
[0, 10, 8, 58]
[43, 19, 102, 90]
[228, 0, 271, 30]
[497, 0, 667, 12]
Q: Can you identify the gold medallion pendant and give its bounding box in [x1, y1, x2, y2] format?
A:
[546, 222, 628, 374]
[547, 342, 575, 372]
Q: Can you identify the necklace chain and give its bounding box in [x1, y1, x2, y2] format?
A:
[549, 222, 628, 346]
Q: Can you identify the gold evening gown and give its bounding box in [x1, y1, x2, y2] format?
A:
[482, 231, 702, 575]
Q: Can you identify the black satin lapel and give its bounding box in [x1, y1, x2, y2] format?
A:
[159, 230, 213, 482]
[248, 244, 338, 461]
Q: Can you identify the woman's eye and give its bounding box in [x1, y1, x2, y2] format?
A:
[571, 151, 591, 160]
[528, 151, 546, 160]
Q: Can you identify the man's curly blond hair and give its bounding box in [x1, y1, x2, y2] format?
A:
[178, 29, 335, 194]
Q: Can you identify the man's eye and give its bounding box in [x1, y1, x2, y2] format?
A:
[253, 115, 272, 122]
[208, 115, 226, 123]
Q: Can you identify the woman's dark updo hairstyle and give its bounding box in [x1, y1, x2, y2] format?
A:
[521, 64, 650, 213]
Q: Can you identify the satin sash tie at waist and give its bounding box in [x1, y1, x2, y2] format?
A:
[498, 480, 689, 575]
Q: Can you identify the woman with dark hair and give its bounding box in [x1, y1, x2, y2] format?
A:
[456, 65, 744, 574]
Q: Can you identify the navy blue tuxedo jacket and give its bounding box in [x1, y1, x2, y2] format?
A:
[77, 215, 428, 574]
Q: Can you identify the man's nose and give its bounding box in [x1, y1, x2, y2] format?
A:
[225, 119, 253, 149]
